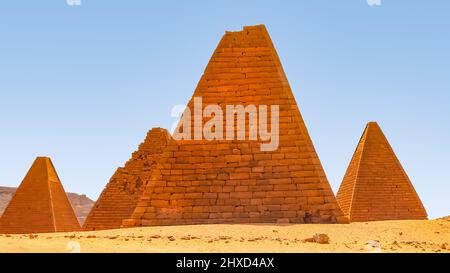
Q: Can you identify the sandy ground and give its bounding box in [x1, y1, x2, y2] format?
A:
[0, 219, 449, 253]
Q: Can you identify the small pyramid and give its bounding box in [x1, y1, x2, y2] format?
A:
[0, 157, 80, 234]
[122, 25, 346, 227]
[336, 122, 427, 222]
[83, 128, 175, 230]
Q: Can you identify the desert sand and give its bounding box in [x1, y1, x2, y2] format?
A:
[0, 219, 448, 253]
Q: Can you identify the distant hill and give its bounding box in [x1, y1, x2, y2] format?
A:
[0, 186, 94, 225]
[0, 187, 15, 217]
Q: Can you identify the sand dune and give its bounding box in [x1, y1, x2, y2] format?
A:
[0, 219, 448, 253]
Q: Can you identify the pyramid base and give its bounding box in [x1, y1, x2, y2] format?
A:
[123, 214, 349, 228]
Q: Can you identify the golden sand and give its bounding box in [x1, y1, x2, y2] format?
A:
[0, 219, 448, 253]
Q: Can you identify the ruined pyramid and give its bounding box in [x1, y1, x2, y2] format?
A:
[83, 128, 175, 230]
[114, 25, 347, 227]
[336, 122, 427, 222]
[83, 25, 347, 231]
[0, 157, 81, 234]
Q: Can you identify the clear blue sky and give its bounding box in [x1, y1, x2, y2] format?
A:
[0, 1, 449, 218]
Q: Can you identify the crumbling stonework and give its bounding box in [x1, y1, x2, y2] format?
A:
[83, 128, 175, 230]
[336, 122, 427, 222]
[0, 157, 80, 234]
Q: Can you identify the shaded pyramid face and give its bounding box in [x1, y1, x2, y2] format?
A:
[337, 122, 427, 222]
[0, 157, 80, 234]
[123, 25, 346, 227]
[83, 128, 175, 230]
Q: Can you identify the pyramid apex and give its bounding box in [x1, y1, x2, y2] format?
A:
[34, 156, 55, 164]
[365, 121, 381, 129]
[31, 157, 54, 171]
[243, 24, 267, 30]
[364, 122, 383, 136]
[146, 127, 173, 139]
[148, 127, 166, 133]
[225, 24, 268, 35]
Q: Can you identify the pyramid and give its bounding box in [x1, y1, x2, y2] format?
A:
[120, 25, 346, 227]
[0, 157, 81, 234]
[83, 128, 175, 230]
[336, 122, 427, 222]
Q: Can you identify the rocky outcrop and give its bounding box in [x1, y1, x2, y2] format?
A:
[0, 187, 15, 216]
[66, 193, 96, 225]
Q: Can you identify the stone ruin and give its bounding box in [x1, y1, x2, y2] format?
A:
[84, 128, 174, 230]
[84, 25, 347, 230]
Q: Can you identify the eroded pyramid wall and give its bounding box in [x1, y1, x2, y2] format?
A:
[0, 157, 80, 234]
[83, 128, 175, 230]
[336, 122, 427, 222]
[123, 25, 346, 227]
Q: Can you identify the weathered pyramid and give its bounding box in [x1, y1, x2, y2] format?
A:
[336, 122, 427, 222]
[83, 128, 175, 230]
[0, 157, 81, 234]
[121, 25, 346, 227]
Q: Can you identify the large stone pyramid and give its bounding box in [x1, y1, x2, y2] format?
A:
[0, 157, 81, 234]
[336, 122, 427, 222]
[119, 25, 346, 227]
[84, 128, 175, 230]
